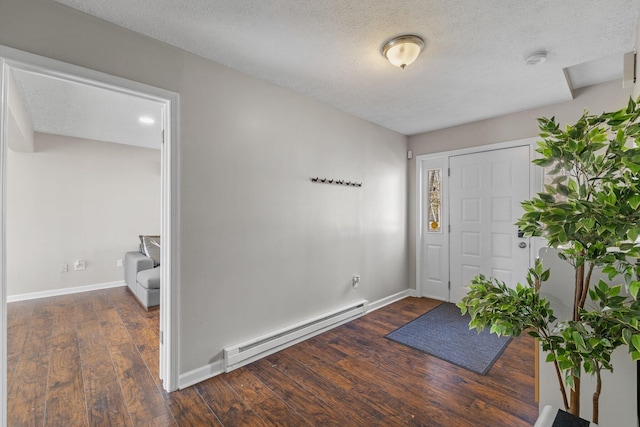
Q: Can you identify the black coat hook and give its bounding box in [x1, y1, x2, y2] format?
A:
[311, 177, 361, 187]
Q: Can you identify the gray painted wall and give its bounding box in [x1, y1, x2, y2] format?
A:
[0, 0, 408, 373]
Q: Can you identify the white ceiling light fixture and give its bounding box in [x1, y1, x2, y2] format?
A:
[382, 35, 425, 69]
[139, 115, 155, 125]
[525, 51, 548, 66]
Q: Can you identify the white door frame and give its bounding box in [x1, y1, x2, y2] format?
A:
[0, 45, 181, 425]
[415, 137, 543, 300]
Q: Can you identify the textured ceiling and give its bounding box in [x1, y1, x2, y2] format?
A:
[11, 69, 163, 149]
[48, 0, 640, 135]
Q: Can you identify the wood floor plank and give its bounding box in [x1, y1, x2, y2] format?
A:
[165, 387, 223, 426]
[45, 330, 88, 426]
[246, 358, 351, 426]
[111, 287, 159, 336]
[283, 335, 440, 425]
[195, 376, 266, 426]
[95, 304, 176, 426]
[264, 351, 401, 426]
[7, 293, 537, 426]
[7, 300, 36, 377]
[467, 398, 534, 427]
[74, 294, 133, 426]
[223, 368, 311, 426]
[108, 289, 162, 384]
[7, 298, 54, 427]
[334, 348, 475, 426]
[109, 341, 176, 426]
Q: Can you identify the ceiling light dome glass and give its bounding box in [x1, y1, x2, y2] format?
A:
[525, 51, 547, 66]
[382, 35, 425, 69]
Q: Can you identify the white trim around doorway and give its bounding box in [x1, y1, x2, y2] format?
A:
[0, 57, 8, 427]
[415, 137, 543, 300]
[0, 45, 181, 427]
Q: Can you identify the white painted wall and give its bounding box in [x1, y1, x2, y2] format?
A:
[7, 132, 160, 296]
[408, 80, 634, 289]
[0, 0, 408, 374]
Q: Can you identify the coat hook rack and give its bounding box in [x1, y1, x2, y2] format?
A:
[310, 177, 362, 187]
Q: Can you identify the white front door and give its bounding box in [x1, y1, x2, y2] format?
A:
[448, 145, 530, 303]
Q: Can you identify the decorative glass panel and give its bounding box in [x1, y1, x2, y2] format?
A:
[427, 169, 442, 233]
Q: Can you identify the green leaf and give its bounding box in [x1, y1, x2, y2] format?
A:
[582, 218, 596, 230]
[541, 269, 551, 282]
[602, 265, 618, 280]
[629, 194, 640, 210]
[631, 281, 640, 299]
[573, 331, 587, 351]
[608, 285, 622, 297]
[633, 335, 640, 353]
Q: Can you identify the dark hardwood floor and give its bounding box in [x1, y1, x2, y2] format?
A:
[7, 288, 538, 426]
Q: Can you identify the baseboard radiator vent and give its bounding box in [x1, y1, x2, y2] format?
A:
[224, 300, 369, 372]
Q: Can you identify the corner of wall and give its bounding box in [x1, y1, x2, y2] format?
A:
[7, 71, 34, 152]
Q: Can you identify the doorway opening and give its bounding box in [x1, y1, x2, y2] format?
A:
[415, 138, 542, 302]
[0, 45, 180, 424]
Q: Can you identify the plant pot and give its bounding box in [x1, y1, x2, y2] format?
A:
[534, 406, 597, 427]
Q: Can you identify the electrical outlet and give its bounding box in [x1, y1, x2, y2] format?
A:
[352, 275, 360, 288]
[74, 260, 86, 271]
[60, 263, 68, 273]
[116, 259, 123, 268]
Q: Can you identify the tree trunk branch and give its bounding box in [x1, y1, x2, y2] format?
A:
[569, 374, 581, 418]
[574, 263, 585, 322]
[593, 365, 602, 425]
[578, 263, 595, 311]
[552, 356, 570, 411]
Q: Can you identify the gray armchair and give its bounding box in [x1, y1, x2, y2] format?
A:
[124, 251, 160, 309]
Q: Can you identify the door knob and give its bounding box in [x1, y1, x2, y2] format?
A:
[518, 242, 527, 248]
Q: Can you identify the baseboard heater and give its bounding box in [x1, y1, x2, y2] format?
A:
[224, 299, 368, 372]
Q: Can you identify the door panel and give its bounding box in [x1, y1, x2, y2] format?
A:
[419, 158, 449, 300]
[449, 146, 530, 303]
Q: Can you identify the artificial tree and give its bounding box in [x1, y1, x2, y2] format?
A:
[458, 98, 640, 423]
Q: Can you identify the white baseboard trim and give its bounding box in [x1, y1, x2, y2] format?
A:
[178, 360, 225, 389]
[366, 288, 417, 313]
[178, 287, 419, 389]
[7, 281, 126, 302]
